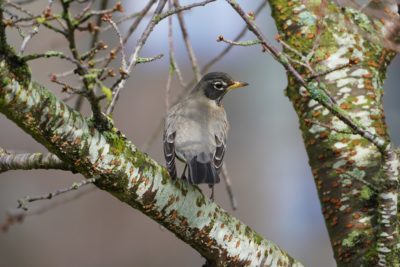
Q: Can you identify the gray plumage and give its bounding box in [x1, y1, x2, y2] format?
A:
[163, 72, 247, 186]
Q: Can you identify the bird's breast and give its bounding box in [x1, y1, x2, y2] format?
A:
[171, 98, 228, 158]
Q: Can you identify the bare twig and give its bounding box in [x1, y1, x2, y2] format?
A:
[137, 54, 164, 64]
[19, 25, 39, 54]
[77, 4, 121, 25]
[59, 1, 108, 128]
[173, 0, 202, 82]
[158, 0, 216, 21]
[100, 11, 140, 32]
[106, 0, 216, 114]
[4, 1, 35, 18]
[17, 178, 98, 211]
[75, 0, 110, 112]
[121, 0, 157, 48]
[203, 0, 267, 73]
[54, 69, 75, 79]
[217, 35, 261, 47]
[5, 0, 65, 35]
[99, 0, 157, 74]
[277, 38, 313, 70]
[106, 0, 168, 115]
[80, 41, 108, 61]
[166, 0, 174, 111]
[1, 186, 96, 233]
[221, 164, 237, 210]
[306, 62, 354, 82]
[102, 15, 127, 70]
[165, 69, 173, 112]
[21, 50, 81, 64]
[167, 0, 186, 89]
[10, 0, 37, 4]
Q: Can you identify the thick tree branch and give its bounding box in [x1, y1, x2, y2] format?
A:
[0, 6, 300, 262]
[0, 58, 303, 267]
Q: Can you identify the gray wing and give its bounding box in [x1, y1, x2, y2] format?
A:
[163, 131, 177, 179]
[213, 134, 226, 174]
[212, 109, 228, 174]
[163, 103, 182, 180]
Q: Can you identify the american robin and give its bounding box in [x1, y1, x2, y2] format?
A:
[163, 72, 248, 197]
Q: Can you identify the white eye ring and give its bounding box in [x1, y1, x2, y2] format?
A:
[213, 81, 224, 90]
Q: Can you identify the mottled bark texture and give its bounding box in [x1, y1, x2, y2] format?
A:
[269, 0, 399, 265]
[0, 9, 302, 267]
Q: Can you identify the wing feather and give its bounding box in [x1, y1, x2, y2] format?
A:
[163, 131, 177, 179]
[213, 135, 226, 174]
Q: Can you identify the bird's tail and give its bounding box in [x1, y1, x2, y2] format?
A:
[187, 153, 220, 185]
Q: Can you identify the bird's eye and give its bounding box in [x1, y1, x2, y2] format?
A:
[213, 82, 224, 90]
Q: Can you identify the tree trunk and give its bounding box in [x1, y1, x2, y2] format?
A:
[269, 0, 399, 265]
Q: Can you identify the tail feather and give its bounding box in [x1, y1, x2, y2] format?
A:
[187, 153, 220, 185]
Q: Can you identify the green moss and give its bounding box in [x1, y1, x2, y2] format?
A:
[103, 131, 125, 155]
[244, 226, 251, 237]
[362, 244, 379, 266]
[83, 73, 97, 90]
[0, 5, 30, 85]
[196, 194, 206, 207]
[161, 168, 170, 184]
[360, 185, 373, 201]
[152, 14, 161, 24]
[253, 233, 263, 245]
[342, 230, 361, 248]
[386, 246, 400, 266]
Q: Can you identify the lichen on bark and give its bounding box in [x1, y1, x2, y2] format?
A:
[269, 0, 399, 265]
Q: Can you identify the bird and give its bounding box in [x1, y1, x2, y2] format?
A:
[163, 72, 248, 198]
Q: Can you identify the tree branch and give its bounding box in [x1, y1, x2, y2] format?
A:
[17, 178, 97, 211]
[1, 186, 96, 233]
[0, 57, 303, 267]
[264, 0, 399, 265]
[0, 148, 69, 173]
[173, 0, 202, 82]
[106, 0, 168, 114]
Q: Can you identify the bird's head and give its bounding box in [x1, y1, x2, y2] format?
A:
[195, 72, 248, 105]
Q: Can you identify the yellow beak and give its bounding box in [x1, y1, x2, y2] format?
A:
[227, 81, 249, 90]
